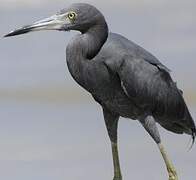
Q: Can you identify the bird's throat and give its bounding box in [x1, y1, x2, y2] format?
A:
[82, 23, 108, 59]
[66, 22, 108, 90]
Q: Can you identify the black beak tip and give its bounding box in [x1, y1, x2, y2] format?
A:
[3, 33, 12, 38]
[3, 28, 32, 38]
[3, 31, 20, 38]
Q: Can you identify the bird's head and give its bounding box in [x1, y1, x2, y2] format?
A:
[4, 3, 107, 37]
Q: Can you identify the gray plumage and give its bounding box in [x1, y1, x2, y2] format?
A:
[63, 4, 195, 139]
[4, 3, 196, 180]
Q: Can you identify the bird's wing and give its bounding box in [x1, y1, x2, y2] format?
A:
[102, 33, 195, 137]
[102, 33, 180, 112]
[104, 54, 196, 138]
[104, 53, 184, 116]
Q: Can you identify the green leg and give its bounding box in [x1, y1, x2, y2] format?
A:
[111, 142, 122, 180]
[158, 143, 178, 180]
[103, 109, 122, 180]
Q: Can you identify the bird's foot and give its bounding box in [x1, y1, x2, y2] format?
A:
[113, 175, 122, 180]
[168, 168, 178, 180]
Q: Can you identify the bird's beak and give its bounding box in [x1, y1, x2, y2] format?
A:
[4, 13, 69, 37]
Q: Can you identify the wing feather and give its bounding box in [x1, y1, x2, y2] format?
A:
[105, 54, 195, 139]
[101, 32, 195, 138]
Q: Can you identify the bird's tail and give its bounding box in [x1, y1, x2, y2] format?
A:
[181, 98, 196, 149]
[190, 127, 196, 149]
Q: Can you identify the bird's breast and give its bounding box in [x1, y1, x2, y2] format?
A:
[66, 54, 142, 119]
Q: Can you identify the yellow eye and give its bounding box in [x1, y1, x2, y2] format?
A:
[68, 11, 77, 20]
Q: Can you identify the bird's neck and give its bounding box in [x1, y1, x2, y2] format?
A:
[66, 22, 108, 90]
[81, 22, 108, 59]
[67, 22, 108, 60]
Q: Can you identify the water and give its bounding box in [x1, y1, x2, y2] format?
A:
[0, 100, 195, 180]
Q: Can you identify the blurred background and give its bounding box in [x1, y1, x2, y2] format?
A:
[0, 0, 196, 180]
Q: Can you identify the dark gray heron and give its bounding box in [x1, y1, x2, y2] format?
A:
[4, 3, 196, 180]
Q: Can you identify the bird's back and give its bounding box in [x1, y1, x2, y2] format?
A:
[99, 33, 170, 71]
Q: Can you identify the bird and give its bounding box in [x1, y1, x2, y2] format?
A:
[4, 3, 196, 180]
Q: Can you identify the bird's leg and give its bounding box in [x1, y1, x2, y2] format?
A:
[111, 142, 122, 180]
[139, 116, 178, 180]
[158, 143, 178, 180]
[103, 109, 122, 180]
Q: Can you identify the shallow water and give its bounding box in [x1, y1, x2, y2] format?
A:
[0, 100, 195, 180]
